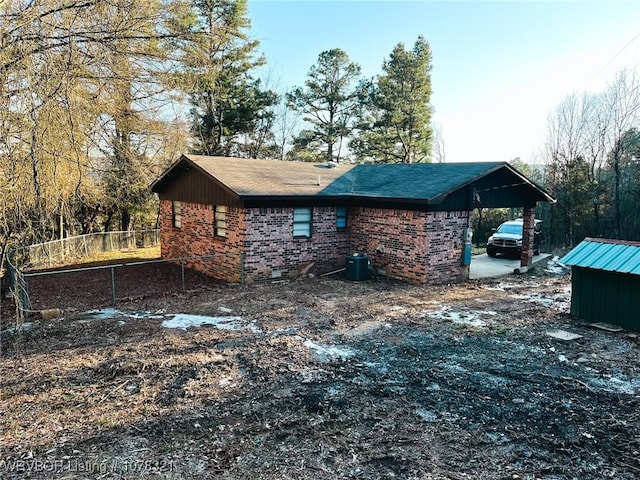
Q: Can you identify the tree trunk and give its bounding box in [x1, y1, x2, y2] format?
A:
[120, 208, 131, 232]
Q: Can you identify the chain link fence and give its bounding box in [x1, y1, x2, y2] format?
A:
[11, 230, 159, 271]
[2, 235, 246, 324]
[2, 230, 159, 322]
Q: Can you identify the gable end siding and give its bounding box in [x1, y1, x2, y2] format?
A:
[158, 167, 241, 207]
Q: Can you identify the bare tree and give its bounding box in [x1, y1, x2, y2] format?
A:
[272, 99, 301, 160]
[0, 0, 189, 246]
[604, 69, 640, 238]
[431, 123, 446, 163]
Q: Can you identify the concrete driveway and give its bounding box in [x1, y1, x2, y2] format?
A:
[470, 253, 551, 279]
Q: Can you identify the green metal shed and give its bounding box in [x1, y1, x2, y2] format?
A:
[559, 238, 640, 330]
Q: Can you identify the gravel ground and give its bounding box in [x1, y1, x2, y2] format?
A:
[2, 261, 640, 479]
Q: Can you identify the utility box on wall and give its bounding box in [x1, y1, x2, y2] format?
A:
[462, 243, 472, 266]
[462, 227, 473, 266]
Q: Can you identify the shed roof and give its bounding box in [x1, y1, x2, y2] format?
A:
[559, 238, 640, 275]
[151, 154, 555, 207]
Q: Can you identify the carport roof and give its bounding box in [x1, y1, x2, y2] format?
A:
[559, 238, 640, 275]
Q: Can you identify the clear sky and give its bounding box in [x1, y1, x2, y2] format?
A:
[247, 0, 640, 163]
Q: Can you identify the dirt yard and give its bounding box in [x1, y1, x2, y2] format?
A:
[2, 260, 640, 479]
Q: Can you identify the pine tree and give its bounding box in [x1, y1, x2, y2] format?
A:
[353, 36, 433, 163]
[179, 0, 277, 157]
[287, 49, 364, 163]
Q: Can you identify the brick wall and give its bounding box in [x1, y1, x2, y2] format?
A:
[243, 207, 349, 281]
[350, 208, 470, 285]
[424, 210, 471, 284]
[159, 200, 244, 282]
[160, 200, 470, 285]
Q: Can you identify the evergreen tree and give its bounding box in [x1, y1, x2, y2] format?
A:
[180, 0, 277, 157]
[287, 49, 364, 163]
[353, 36, 433, 163]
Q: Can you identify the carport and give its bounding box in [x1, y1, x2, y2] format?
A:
[466, 166, 555, 270]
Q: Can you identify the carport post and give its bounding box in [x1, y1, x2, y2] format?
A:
[520, 207, 536, 268]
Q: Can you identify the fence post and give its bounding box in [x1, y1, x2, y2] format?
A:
[5, 251, 31, 316]
[20, 274, 30, 314]
[111, 266, 116, 305]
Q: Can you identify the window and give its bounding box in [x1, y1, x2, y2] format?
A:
[293, 207, 312, 238]
[215, 205, 227, 237]
[336, 207, 347, 229]
[172, 201, 181, 228]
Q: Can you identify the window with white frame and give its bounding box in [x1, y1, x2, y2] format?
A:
[293, 207, 312, 238]
[215, 205, 227, 237]
[172, 201, 182, 228]
[336, 206, 347, 229]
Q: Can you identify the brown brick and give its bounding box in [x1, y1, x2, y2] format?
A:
[160, 201, 470, 285]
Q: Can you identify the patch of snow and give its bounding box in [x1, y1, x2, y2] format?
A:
[441, 361, 469, 374]
[129, 311, 165, 319]
[302, 338, 356, 362]
[1, 322, 33, 334]
[426, 306, 486, 327]
[218, 306, 233, 313]
[162, 314, 261, 333]
[588, 375, 640, 395]
[511, 292, 570, 310]
[85, 308, 120, 319]
[416, 408, 439, 423]
[545, 256, 570, 275]
[558, 355, 568, 362]
[268, 327, 298, 337]
[80, 309, 164, 321]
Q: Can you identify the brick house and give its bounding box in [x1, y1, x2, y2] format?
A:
[151, 154, 554, 284]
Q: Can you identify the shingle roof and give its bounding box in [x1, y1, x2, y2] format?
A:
[559, 238, 640, 275]
[151, 154, 554, 205]
[346, 162, 507, 200]
[181, 155, 355, 196]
